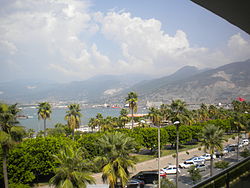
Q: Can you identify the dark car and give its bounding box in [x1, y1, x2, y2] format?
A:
[132, 170, 166, 184]
[126, 179, 145, 188]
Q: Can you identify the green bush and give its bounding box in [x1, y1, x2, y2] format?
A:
[9, 183, 30, 188]
[215, 160, 229, 169]
[240, 148, 250, 158]
[2, 136, 75, 184]
[188, 165, 202, 183]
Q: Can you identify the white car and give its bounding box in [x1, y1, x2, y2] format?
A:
[162, 165, 180, 174]
[195, 164, 207, 171]
[241, 139, 249, 146]
[200, 153, 216, 161]
[185, 157, 205, 164]
[179, 161, 197, 169]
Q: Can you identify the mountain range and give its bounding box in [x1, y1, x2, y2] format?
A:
[0, 59, 249, 105]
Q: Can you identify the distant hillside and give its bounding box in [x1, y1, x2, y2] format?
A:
[1, 60, 249, 105]
[124, 59, 250, 104]
[0, 74, 151, 103]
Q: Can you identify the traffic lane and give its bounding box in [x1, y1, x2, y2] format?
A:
[166, 146, 249, 188]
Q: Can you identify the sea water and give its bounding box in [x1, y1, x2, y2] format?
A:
[19, 107, 146, 132]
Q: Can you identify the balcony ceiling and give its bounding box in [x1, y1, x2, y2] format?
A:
[191, 0, 250, 34]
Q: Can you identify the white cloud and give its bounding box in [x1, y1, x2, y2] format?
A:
[0, 1, 249, 82]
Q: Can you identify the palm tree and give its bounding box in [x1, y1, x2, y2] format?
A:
[200, 124, 225, 176]
[96, 113, 103, 131]
[169, 99, 189, 188]
[0, 103, 25, 188]
[37, 102, 52, 137]
[100, 116, 114, 131]
[119, 108, 129, 128]
[49, 145, 95, 188]
[232, 113, 246, 161]
[88, 118, 97, 132]
[148, 107, 163, 187]
[65, 104, 82, 137]
[125, 92, 138, 129]
[95, 132, 137, 188]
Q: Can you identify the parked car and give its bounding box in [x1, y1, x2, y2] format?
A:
[200, 153, 216, 160]
[185, 157, 205, 164]
[132, 170, 166, 184]
[195, 163, 207, 171]
[162, 165, 180, 174]
[240, 139, 249, 146]
[126, 179, 145, 188]
[179, 161, 197, 169]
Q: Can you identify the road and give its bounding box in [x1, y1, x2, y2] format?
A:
[168, 145, 249, 188]
[91, 137, 245, 187]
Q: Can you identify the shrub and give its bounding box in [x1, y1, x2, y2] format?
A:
[215, 160, 229, 169]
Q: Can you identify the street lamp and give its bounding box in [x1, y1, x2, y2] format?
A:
[174, 121, 180, 188]
[158, 123, 161, 188]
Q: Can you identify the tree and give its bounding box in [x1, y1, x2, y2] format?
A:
[169, 99, 190, 188]
[95, 132, 137, 188]
[65, 104, 82, 137]
[4, 136, 75, 184]
[125, 92, 138, 129]
[88, 118, 97, 132]
[37, 102, 52, 137]
[49, 145, 95, 188]
[100, 116, 114, 132]
[200, 124, 225, 176]
[188, 165, 202, 184]
[118, 109, 129, 129]
[0, 103, 25, 188]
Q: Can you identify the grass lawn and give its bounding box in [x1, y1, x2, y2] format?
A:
[135, 143, 199, 163]
[134, 133, 238, 163]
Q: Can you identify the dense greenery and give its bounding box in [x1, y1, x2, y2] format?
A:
[0, 98, 249, 187]
[214, 160, 229, 169]
[1, 137, 75, 185]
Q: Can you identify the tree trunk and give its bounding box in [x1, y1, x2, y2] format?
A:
[2, 146, 9, 188]
[44, 118, 46, 137]
[210, 154, 213, 176]
[237, 130, 240, 161]
[131, 108, 134, 129]
[158, 124, 161, 188]
[176, 125, 179, 188]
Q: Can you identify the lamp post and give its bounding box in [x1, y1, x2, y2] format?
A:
[158, 123, 161, 188]
[174, 121, 180, 188]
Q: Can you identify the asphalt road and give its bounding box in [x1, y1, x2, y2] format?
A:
[167, 145, 249, 188]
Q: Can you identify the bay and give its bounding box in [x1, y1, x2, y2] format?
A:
[18, 107, 147, 132]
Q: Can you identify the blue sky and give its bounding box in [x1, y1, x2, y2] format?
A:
[0, 0, 249, 83]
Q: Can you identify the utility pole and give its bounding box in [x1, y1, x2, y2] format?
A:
[158, 124, 161, 188]
[174, 121, 180, 188]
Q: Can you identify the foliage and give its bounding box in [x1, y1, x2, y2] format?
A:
[160, 178, 176, 188]
[9, 183, 30, 188]
[77, 132, 105, 159]
[214, 160, 229, 169]
[126, 92, 138, 128]
[240, 148, 250, 158]
[0, 103, 26, 187]
[49, 145, 95, 188]
[95, 132, 137, 188]
[188, 165, 202, 183]
[200, 125, 225, 176]
[2, 136, 75, 184]
[65, 104, 82, 136]
[37, 102, 52, 136]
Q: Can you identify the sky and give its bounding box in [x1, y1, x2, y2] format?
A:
[0, 0, 250, 83]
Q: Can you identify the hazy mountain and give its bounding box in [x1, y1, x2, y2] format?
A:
[1, 60, 249, 105]
[123, 59, 250, 104]
[0, 74, 151, 103]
